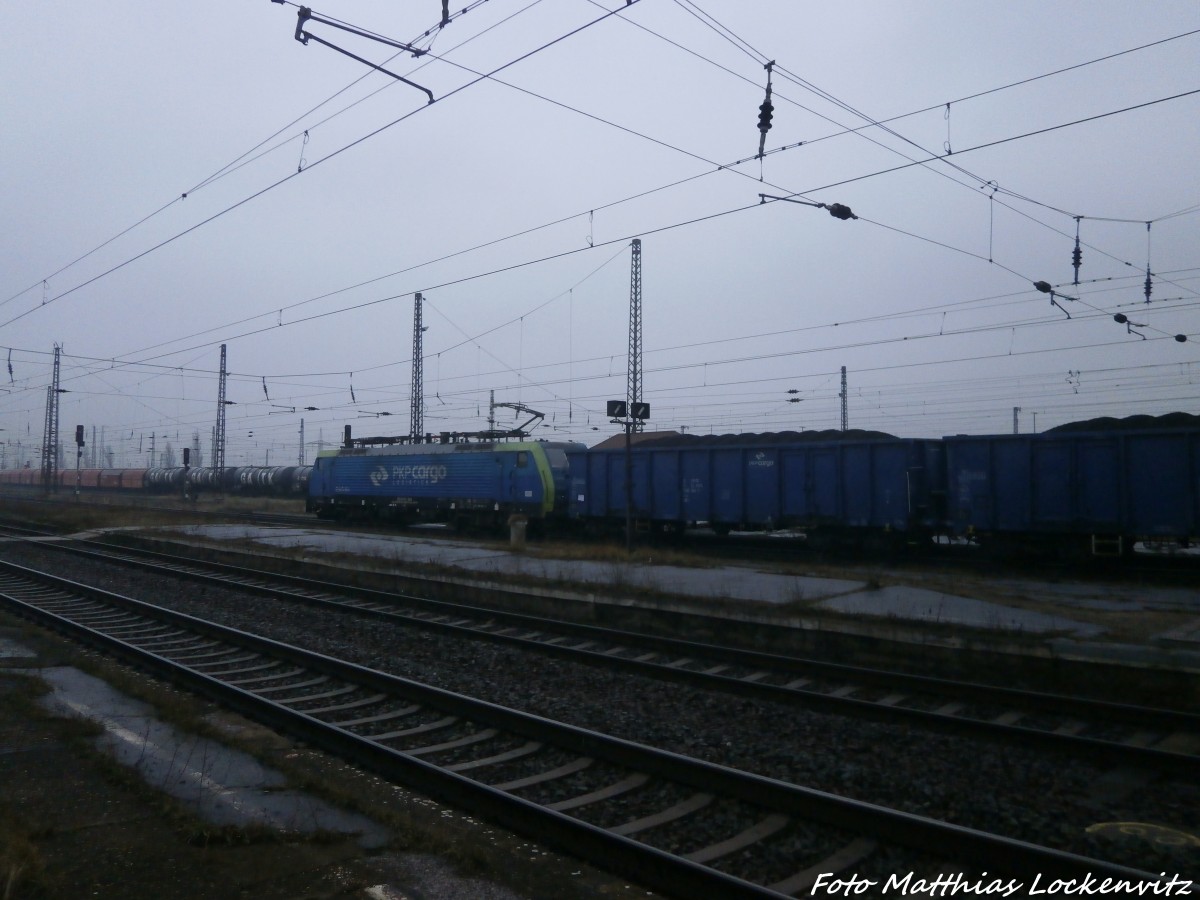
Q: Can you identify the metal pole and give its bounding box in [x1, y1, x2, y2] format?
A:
[624, 418, 633, 553]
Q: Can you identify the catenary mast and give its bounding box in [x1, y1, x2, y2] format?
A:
[627, 239, 643, 433]
[411, 292, 424, 442]
[214, 344, 228, 472]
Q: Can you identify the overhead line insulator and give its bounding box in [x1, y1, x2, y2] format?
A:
[756, 61, 775, 161]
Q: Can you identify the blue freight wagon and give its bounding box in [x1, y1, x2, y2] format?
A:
[568, 437, 945, 547]
[307, 441, 579, 528]
[943, 428, 1200, 555]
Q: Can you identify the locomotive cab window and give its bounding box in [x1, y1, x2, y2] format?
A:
[516, 452, 528, 468]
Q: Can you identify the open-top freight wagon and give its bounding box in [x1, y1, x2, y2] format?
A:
[944, 427, 1199, 556]
[568, 432, 946, 551]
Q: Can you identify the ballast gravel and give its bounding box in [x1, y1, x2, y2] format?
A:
[1, 541, 1195, 879]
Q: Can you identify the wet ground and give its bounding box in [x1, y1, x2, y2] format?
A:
[0, 627, 654, 900]
[34, 665, 391, 845]
[3, 520, 1197, 897]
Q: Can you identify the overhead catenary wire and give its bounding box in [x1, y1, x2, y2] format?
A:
[9, 282, 1185, 436]
[0, 0, 505, 314]
[121, 119, 1198, 368]
[4, 4, 1195, 448]
[667, 0, 1200, 224]
[125, 15, 1200, 366]
[9, 7, 1190, 405]
[611, 0, 1200, 235]
[68, 77, 1199, 378]
[5, 200, 1195, 454]
[9, 266, 1195, 399]
[16, 280, 1196, 430]
[2, 193, 1190, 429]
[8, 3, 1192, 335]
[0, 1, 635, 330]
[641, 0, 1200, 320]
[24, 327, 1195, 449]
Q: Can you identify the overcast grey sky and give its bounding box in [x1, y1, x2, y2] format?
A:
[2, 1, 1198, 467]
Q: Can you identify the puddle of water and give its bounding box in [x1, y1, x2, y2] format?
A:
[0, 636, 39, 659]
[35, 665, 389, 847]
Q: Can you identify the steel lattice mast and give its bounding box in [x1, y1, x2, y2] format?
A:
[41, 388, 55, 490]
[41, 344, 62, 492]
[840, 365, 848, 432]
[214, 344, 228, 472]
[627, 239, 643, 433]
[411, 292, 424, 442]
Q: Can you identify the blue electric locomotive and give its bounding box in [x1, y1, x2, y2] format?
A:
[306, 440, 582, 528]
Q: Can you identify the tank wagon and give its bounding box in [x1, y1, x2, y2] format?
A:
[149, 465, 312, 496]
[944, 426, 1199, 555]
[569, 432, 945, 549]
[306, 440, 581, 529]
[145, 467, 187, 492]
[217, 465, 312, 496]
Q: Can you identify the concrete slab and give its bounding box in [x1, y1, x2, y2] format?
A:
[1156, 618, 1200, 647]
[362, 854, 537, 900]
[818, 586, 1106, 637]
[978, 578, 1200, 614]
[33, 664, 390, 847]
[168, 524, 866, 604]
[0, 635, 38, 659]
[116, 524, 1200, 658]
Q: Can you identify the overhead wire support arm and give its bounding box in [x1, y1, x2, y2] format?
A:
[1032, 280, 1075, 319]
[291, 5, 435, 104]
[293, 6, 427, 58]
[759, 193, 857, 220]
[490, 401, 545, 438]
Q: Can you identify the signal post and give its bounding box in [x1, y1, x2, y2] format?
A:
[74, 425, 84, 498]
[607, 400, 650, 553]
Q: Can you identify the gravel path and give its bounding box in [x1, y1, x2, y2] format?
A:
[3, 541, 1196, 878]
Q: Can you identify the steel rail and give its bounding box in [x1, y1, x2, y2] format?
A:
[0, 557, 1168, 896]
[30, 534, 1200, 774]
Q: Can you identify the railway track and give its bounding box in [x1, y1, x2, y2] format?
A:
[9, 529, 1200, 776]
[0, 555, 1166, 897]
[3, 490, 1197, 585]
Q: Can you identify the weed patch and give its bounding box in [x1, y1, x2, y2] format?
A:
[0, 819, 46, 900]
